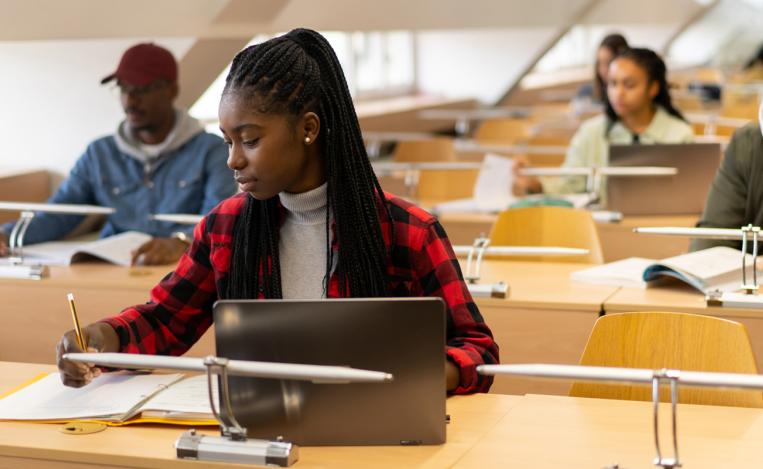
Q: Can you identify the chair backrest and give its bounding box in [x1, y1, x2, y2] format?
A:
[390, 138, 475, 202]
[488, 206, 603, 263]
[474, 118, 531, 144]
[570, 312, 763, 408]
[392, 138, 457, 162]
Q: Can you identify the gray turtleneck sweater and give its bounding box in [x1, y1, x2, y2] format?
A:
[278, 183, 330, 299]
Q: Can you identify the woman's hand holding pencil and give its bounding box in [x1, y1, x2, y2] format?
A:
[56, 293, 120, 388]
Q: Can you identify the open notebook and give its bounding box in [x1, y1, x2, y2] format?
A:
[4, 231, 151, 267]
[0, 371, 217, 426]
[571, 246, 757, 293]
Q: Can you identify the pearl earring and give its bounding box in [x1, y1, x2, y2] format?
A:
[304, 137, 311, 144]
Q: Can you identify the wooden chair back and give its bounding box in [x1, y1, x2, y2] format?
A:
[488, 206, 603, 263]
[474, 118, 531, 144]
[391, 138, 475, 202]
[570, 312, 763, 407]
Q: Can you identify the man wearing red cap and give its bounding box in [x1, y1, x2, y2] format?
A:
[0, 43, 234, 265]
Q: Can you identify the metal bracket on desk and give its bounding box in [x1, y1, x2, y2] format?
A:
[740, 224, 759, 294]
[403, 169, 421, 200]
[705, 224, 763, 308]
[1, 211, 48, 280]
[175, 356, 299, 467]
[651, 369, 681, 469]
[585, 169, 602, 208]
[7, 210, 34, 263]
[463, 236, 509, 299]
[455, 117, 470, 136]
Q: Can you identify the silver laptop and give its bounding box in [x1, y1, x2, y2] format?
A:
[213, 297, 446, 446]
[606, 143, 722, 215]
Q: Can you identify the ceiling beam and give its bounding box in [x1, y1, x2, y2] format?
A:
[660, 0, 721, 56]
[177, 0, 290, 109]
[494, 0, 603, 106]
[176, 38, 253, 109]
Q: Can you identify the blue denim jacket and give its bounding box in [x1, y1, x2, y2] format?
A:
[2, 131, 234, 244]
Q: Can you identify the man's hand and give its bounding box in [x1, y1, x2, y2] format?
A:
[131, 237, 189, 266]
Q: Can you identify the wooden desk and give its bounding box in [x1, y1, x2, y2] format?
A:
[456, 393, 763, 468]
[472, 260, 615, 396]
[0, 264, 216, 364]
[3, 260, 613, 397]
[0, 362, 522, 469]
[436, 212, 495, 245]
[604, 284, 763, 371]
[3, 363, 761, 468]
[596, 214, 698, 262]
[436, 212, 698, 261]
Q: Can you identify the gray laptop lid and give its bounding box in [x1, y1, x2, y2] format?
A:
[213, 297, 446, 446]
[607, 143, 722, 215]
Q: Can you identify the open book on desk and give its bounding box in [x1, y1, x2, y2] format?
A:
[4, 231, 151, 267]
[0, 371, 217, 426]
[570, 246, 757, 293]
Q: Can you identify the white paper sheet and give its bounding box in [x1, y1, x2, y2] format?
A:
[0, 372, 183, 421]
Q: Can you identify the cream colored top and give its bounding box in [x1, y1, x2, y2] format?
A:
[544, 106, 695, 196]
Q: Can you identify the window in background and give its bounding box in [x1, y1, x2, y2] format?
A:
[190, 30, 416, 127]
[667, 0, 763, 69]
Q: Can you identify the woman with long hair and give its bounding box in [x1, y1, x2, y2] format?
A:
[517, 47, 694, 197]
[56, 29, 498, 395]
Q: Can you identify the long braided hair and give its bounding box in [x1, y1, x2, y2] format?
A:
[605, 47, 686, 136]
[222, 28, 392, 300]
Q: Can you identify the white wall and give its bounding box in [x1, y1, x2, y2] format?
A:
[415, 28, 557, 104]
[0, 38, 194, 178]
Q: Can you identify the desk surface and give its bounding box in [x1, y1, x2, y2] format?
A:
[457, 393, 763, 468]
[1, 260, 612, 398]
[8, 259, 615, 313]
[475, 259, 616, 312]
[605, 283, 763, 319]
[2, 362, 762, 468]
[0, 362, 521, 469]
[1, 263, 169, 290]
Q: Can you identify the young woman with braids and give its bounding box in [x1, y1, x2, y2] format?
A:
[514, 47, 694, 198]
[56, 29, 498, 395]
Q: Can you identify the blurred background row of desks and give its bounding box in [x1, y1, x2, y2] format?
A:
[436, 211, 696, 262]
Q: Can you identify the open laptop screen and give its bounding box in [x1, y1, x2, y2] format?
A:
[607, 143, 721, 216]
[213, 297, 446, 446]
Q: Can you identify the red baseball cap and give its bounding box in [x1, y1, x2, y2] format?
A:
[101, 43, 177, 87]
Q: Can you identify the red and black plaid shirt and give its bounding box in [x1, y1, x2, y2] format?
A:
[103, 192, 499, 394]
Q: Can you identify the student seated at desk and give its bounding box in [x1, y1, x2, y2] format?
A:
[515, 48, 694, 198]
[55, 29, 499, 395]
[691, 114, 763, 252]
[0, 43, 235, 266]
